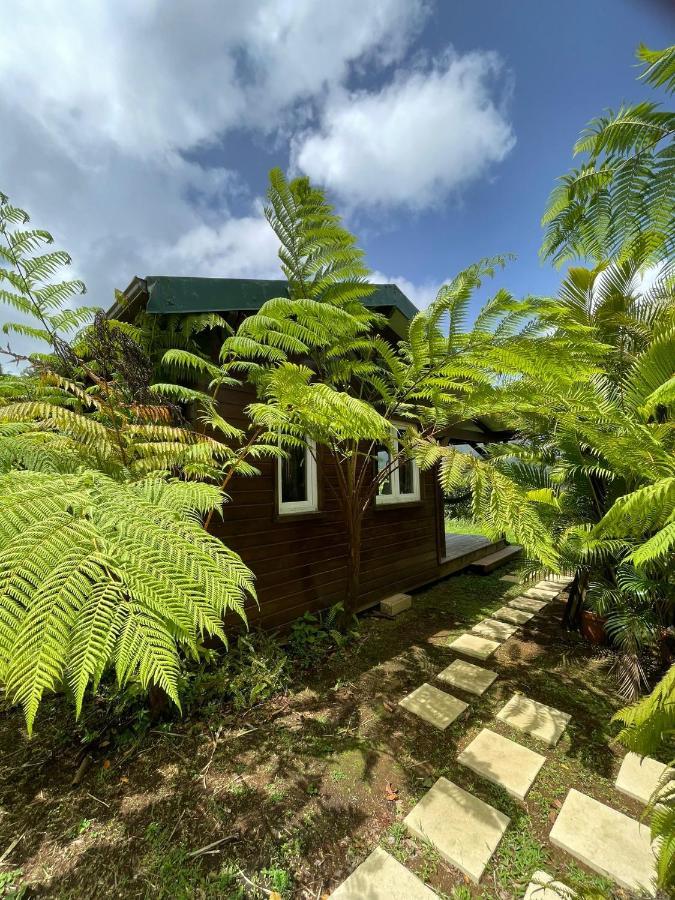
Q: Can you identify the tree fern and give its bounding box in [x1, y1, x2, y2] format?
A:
[542, 45, 675, 267]
[0, 470, 253, 733]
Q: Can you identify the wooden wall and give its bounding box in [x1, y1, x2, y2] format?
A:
[208, 383, 443, 630]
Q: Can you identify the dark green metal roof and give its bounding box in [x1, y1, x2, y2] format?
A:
[143, 276, 418, 321]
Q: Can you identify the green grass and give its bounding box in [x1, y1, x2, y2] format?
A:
[444, 517, 491, 537]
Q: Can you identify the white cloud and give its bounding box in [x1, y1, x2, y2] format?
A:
[293, 50, 515, 209]
[152, 216, 281, 280]
[1, 0, 426, 162]
[0, 0, 428, 339]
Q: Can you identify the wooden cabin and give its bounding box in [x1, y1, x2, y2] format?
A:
[117, 276, 515, 629]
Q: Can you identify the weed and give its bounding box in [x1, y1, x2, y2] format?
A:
[451, 887, 472, 900]
[381, 822, 410, 863]
[494, 822, 548, 890]
[288, 603, 359, 670]
[0, 869, 26, 899]
[260, 866, 292, 893]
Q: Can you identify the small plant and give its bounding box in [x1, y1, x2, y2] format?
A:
[260, 866, 292, 894]
[288, 603, 359, 670]
[0, 870, 26, 899]
[181, 631, 290, 712]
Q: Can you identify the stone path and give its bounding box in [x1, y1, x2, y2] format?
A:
[496, 694, 571, 747]
[403, 777, 510, 883]
[398, 683, 467, 730]
[447, 632, 499, 660]
[550, 789, 658, 896]
[436, 659, 498, 696]
[457, 728, 546, 800]
[333, 572, 666, 896]
[508, 596, 547, 613]
[471, 618, 518, 641]
[615, 751, 674, 805]
[330, 847, 439, 898]
[492, 605, 535, 626]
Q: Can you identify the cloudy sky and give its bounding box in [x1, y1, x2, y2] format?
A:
[1, 0, 672, 330]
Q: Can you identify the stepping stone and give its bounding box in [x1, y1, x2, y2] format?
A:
[448, 633, 500, 661]
[399, 683, 468, 730]
[330, 846, 439, 899]
[404, 777, 509, 883]
[508, 596, 547, 614]
[437, 659, 498, 696]
[458, 728, 546, 800]
[472, 618, 518, 641]
[524, 587, 559, 601]
[615, 751, 674, 805]
[550, 789, 657, 896]
[492, 605, 534, 626]
[540, 575, 572, 586]
[496, 694, 570, 747]
[524, 870, 575, 899]
[499, 574, 521, 583]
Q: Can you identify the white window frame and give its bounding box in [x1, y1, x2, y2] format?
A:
[278, 437, 318, 515]
[375, 425, 420, 505]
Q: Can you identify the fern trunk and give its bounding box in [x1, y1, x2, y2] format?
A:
[345, 511, 362, 615]
[562, 570, 588, 629]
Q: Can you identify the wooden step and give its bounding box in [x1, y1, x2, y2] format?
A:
[471, 544, 522, 574]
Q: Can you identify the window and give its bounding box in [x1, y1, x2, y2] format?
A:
[278, 438, 318, 514]
[374, 426, 420, 504]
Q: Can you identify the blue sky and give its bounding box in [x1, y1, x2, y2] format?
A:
[1, 0, 672, 337]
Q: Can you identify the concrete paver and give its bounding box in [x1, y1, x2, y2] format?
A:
[508, 596, 547, 614]
[331, 847, 439, 899]
[550, 789, 657, 896]
[404, 777, 509, 883]
[457, 728, 546, 800]
[615, 751, 674, 805]
[399, 682, 468, 730]
[448, 633, 500, 661]
[472, 618, 518, 641]
[436, 659, 498, 696]
[496, 694, 570, 747]
[492, 605, 534, 626]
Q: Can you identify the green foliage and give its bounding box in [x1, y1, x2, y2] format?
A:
[542, 45, 675, 267]
[288, 603, 359, 670]
[613, 665, 675, 890]
[0, 469, 253, 733]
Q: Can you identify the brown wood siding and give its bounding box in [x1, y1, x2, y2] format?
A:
[209, 384, 443, 630]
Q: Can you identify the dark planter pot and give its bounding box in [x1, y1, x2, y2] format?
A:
[580, 610, 607, 645]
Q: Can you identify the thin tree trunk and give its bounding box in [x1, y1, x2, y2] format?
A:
[562, 570, 588, 629]
[345, 509, 362, 615]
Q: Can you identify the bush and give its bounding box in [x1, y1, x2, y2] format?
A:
[287, 603, 359, 671]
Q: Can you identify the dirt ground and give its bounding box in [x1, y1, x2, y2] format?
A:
[0, 570, 658, 898]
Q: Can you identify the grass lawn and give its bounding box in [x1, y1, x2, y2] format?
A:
[0, 570, 648, 898]
[444, 516, 491, 537]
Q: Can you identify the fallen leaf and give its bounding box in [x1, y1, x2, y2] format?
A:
[270, 894, 282, 900]
[384, 781, 398, 802]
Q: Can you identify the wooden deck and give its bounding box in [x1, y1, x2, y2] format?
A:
[443, 533, 492, 560]
[436, 532, 504, 578]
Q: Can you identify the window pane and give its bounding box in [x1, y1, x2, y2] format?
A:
[375, 446, 392, 495]
[398, 456, 415, 495]
[281, 444, 307, 502]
